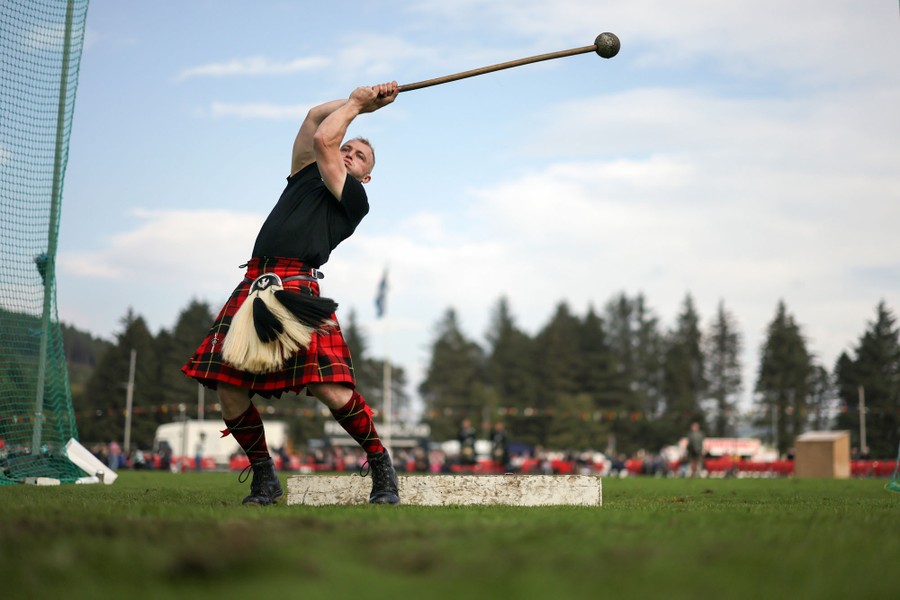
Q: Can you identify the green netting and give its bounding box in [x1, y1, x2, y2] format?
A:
[0, 0, 90, 484]
[886, 443, 900, 494]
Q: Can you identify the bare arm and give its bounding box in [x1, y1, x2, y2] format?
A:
[313, 82, 398, 199]
[290, 99, 348, 177]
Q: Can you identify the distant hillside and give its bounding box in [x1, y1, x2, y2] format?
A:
[0, 310, 109, 399]
[60, 322, 112, 397]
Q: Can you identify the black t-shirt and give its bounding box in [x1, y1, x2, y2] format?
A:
[251, 162, 369, 267]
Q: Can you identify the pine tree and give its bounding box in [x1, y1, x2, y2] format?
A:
[755, 301, 813, 455]
[575, 307, 624, 452]
[546, 392, 596, 451]
[342, 309, 411, 424]
[579, 307, 624, 406]
[156, 299, 214, 418]
[603, 293, 665, 453]
[807, 365, 835, 431]
[834, 301, 900, 458]
[62, 323, 111, 406]
[661, 295, 707, 440]
[484, 297, 538, 445]
[419, 309, 487, 441]
[704, 300, 742, 437]
[633, 295, 666, 419]
[342, 309, 381, 402]
[77, 309, 159, 449]
[604, 293, 636, 384]
[531, 302, 583, 447]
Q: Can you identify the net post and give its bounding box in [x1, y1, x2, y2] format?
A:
[32, 0, 78, 452]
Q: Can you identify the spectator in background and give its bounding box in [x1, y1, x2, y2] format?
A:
[277, 445, 292, 472]
[107, 440, 122, 471]
[490, 422, 510, 472]
[686, 422, 706, 477]
[132, 448, 148, 469]
[458, 418, 477, 466]
[611, 453, 627, 477]
[158, 441, 172, 471]
[194, 432, 206, 471]
[411, 446, 430, 472]
[413, 438, 430, 472]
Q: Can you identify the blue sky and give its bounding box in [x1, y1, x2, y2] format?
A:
[58, 1, 899, 414]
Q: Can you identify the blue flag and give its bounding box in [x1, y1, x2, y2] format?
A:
[375, 268, 388, 318]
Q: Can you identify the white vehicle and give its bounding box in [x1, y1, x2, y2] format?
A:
[153, 420, 289, 467]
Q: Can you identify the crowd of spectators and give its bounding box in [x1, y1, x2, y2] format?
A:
[79, 430, 897, 480]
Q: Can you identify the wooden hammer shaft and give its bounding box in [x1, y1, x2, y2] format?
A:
[397, 44, 600, 93]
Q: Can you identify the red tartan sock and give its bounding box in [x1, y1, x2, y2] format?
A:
[222, 402, 270, 463]
[330, 391, 384, 455]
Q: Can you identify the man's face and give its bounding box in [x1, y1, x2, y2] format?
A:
[341, 140, 374, 183]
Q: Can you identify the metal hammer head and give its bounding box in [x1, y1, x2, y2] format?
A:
[594, 32, 621, 59]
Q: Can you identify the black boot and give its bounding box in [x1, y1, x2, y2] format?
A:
[366, 451, 400, 505]
[240, 457, 283, 506]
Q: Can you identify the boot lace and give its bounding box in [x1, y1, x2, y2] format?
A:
[366, 454, 397, 492]
[238, 462, 263, 495]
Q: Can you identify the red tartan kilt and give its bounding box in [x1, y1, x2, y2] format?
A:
[181, 257, 355, 397]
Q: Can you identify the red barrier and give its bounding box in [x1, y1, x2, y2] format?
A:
[703, 458, 897, 477]
[218, 454, 896, 478]
[851, 460, 896, 477]
[703, 459, 794, 476]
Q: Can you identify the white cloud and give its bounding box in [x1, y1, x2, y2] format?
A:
[176, 56, 330, 80]
[58, 208, 264, 289]
[208, 102, 313, 120]
[332, 34, 439, 80]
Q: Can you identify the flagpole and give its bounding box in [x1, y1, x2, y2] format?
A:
[383, 325, 392, 454]
[380, 267, 392, 454]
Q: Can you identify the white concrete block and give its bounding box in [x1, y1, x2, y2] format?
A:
[23, 477, 61, 486]
[286, 474, 602, 507]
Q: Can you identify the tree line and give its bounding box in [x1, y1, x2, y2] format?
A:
[49, 294, 900, 458]
[418, 295, 899, 458]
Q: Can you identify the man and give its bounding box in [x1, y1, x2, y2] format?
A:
[686, 421, 706, 478]
[182, 81, 400, 506]
[457, 418, 477, 467]
[490, 422, 510, 472]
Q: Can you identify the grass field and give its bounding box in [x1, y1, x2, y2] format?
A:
[2, 471, 898, 600]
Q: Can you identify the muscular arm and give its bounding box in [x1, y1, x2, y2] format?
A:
[311, 82, 398, 200]
[313, 95, 369, 199]
[290, 99, 348, 177]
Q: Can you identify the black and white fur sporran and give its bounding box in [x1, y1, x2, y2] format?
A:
[222, 272, 337, 373]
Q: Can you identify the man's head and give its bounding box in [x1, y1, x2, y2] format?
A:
[341, 137, 375, 183]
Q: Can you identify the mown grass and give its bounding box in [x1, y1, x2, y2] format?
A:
[2, 472, 898, 600]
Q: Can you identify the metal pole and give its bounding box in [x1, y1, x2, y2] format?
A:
[772, 400, 778, 455]
[32, 0, 76, 452]
[197, 383, 205, 420]
[379, 267, 392, 453]
[123, 349, 136, 453]
[382, 346, 392, 453]
[858, 386, 867, 456]
[178, 403, 187, 473]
